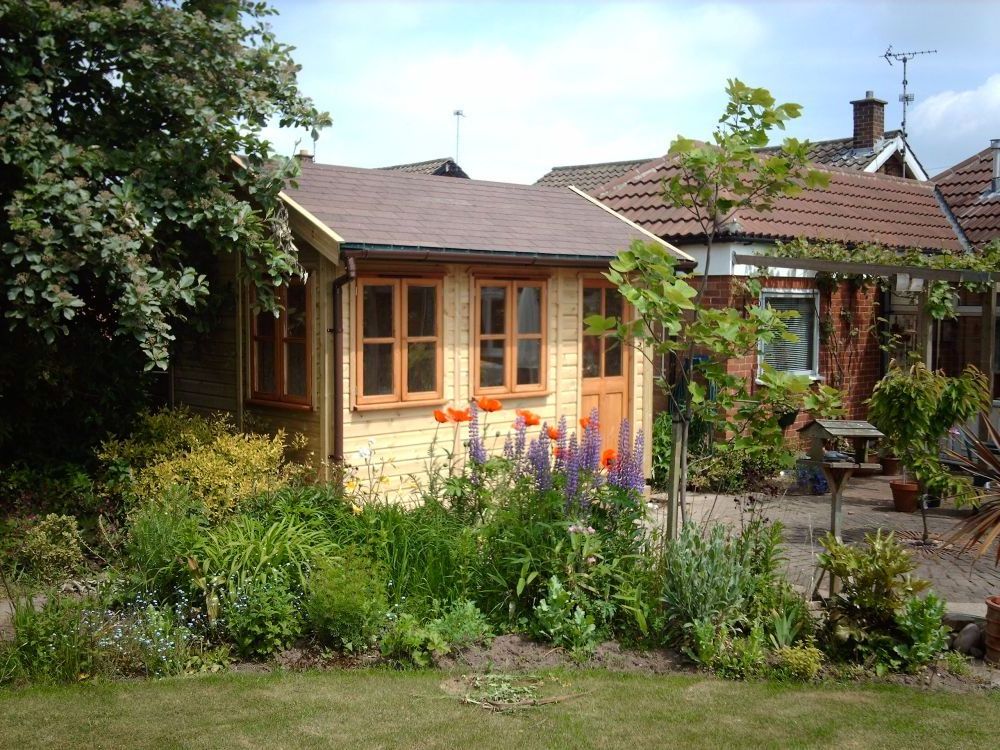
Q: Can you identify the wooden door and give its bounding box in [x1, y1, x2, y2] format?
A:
[581, 280, 630, 451]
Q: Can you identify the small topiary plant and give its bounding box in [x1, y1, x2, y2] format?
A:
[305, 552, 388, 653]
[774, 644, 824, 681]
[16, 513, 85, 583]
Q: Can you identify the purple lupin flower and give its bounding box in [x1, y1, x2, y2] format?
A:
[513, 415, 527, 462]
[554, 415, 568, 472]
[527, 434, 552, 491]
[580, 408, 601, 473]
[468, 402, 487, 466]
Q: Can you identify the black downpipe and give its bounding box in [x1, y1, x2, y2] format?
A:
[330, 257, 356, 463]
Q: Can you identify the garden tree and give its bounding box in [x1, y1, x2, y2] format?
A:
[0, 0, 330, 460]
[587, 81, 835, 531]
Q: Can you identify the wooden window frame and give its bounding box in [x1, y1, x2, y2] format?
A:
[580, 278, 628, 382]
[354, 276, 444, 408]
[473, 277, 548, 397]
[249, 277, 313, 410]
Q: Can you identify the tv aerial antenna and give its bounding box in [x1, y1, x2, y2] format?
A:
[882, 45, 937, 142]
[453, 109, 465, 162]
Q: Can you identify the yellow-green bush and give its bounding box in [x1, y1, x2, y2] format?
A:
[132, 431, 306, 518]
[99, 407, 231, 472]
[774, 644, 824, 681]
[16, 514, 85, 582]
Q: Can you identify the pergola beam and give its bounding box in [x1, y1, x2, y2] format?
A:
[732, 253, 998, 284]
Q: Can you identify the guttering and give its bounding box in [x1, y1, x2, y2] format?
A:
[330, 257, 356, 464]
[339, 243, 697, 272]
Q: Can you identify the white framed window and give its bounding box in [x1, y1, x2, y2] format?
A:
[760, 289, 820, 377]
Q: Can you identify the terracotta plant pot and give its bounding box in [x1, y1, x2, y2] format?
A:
[880, 456, 902, 476]
[889, 479, 920, 513]
[986, 595, 1000, 665]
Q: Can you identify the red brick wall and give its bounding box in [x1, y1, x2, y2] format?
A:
[653, 276, 884, 431]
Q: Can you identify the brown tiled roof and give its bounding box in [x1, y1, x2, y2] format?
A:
[379, 157, 469, 178]
[597, 158, 962, 252]
[934, 147, 1000, 247]
[534, 159, 654, 192]
[286, 162, 691, 263]
[538, 130, 918, 197]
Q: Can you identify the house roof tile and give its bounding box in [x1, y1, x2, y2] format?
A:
[379, 157, 469, 178]
[534, 131, 910, 196]
[596, 158, 962, 252]
[287, 162, 690, 262]
[933, 147, 1000, 247]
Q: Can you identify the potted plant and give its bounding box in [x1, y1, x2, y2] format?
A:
[944, 415, 1000, 664]
[867, 361, 989, 513]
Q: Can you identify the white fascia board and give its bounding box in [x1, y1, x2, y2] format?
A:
[864, 137, 929, 181]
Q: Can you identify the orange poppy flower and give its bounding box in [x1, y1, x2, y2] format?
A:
[516, 409, 540, 427]
[546, 425, 560, 440]
[432, 409, 449, 424]
[553, 446, 563, 459]
[580, 416, 590, 429]
[476, 396, 503, 412]
[601, 448, 618, 470]
[447, 407, 472, 423]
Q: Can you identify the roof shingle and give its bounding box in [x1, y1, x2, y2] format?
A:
[286, 162, 690, 263]
[534, 159, 654, 192]
[596, 159, 962, 252]
[379, 157, 469, 178]
[934, 147, 1000, 248]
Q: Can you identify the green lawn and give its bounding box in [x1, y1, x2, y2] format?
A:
[1, 669, 996, 750]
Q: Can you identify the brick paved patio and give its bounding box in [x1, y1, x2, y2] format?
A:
[653, 475, 1000, 615]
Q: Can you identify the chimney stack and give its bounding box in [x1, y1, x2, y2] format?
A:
[295, 149, 314, 163]
[851, 91, 887, 150]
[992, 138, 1000, 194]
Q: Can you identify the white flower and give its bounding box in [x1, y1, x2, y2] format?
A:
[356, 447, 372, 460]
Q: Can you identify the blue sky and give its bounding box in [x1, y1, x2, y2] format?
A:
[263, 0, 1000, 183]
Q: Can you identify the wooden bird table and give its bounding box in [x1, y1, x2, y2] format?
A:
[797, 420, 884, 597]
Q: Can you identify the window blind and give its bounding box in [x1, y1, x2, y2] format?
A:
[762, 295, 816, 373]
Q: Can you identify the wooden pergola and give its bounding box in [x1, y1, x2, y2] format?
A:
[734, 252, 1000, 436]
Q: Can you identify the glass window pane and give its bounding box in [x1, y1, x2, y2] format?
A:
[582, 335, 600, 378]
[285, 341, 307, 397]
[362, 285, 394, 339]
[762, 295, 814, 372]
[407, 342, 436, 393]
[604, 337, 622, 377]
[480, 286, 506, 335]
[516, 286, 541, 334]
[516, 339, 542, 385]
[407, 285, 437, 338]
[479, 340, 505, 388]
[255, 309, 276, 339]
[583, 287, 602, 319]
[285, 284, 307, 338]
[363, 343, 394, 395]
[605, 291, 623, 322]
[256, 339, 275, 394]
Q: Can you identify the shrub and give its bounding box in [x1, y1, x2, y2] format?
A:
[380, 613, 450, 668]
[774, 644, 824, 681]
[222, 577, 301, 658]
[686, 445, 790, 493]
[132, 431, 303, 517]
[305, 553, 388, 652]
[532, 576, 599, 658]
[123, 489, 205, 598]
[4, 595, 97, 683]
[1, 594, 199, 684]
[818, 530, 947, 672]
[192, 515, 338, 594]
[98, 407, 230, 473]
[0, 463, 100, 517]
[15, 514, 85, 583]
[432, 599, 493, 650]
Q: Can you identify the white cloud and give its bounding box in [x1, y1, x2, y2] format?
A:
[909, 73, 1000, 172]
[264, 2, 767, 182]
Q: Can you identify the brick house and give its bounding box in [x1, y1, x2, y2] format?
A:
[535, 92, 971, 425]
